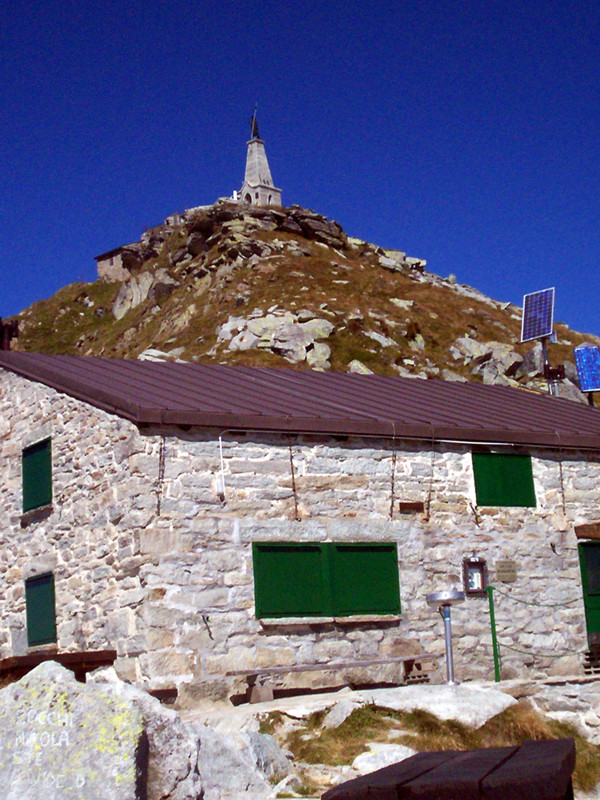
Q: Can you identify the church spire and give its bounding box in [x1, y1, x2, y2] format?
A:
[250, 106, 260, 140]
[237, 109, 282, 207]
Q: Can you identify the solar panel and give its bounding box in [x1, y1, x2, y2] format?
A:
[521, 287, 555, 342]
[575, 343, 600, 393]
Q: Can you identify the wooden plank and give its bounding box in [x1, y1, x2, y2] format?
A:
[227, 653, 430, 677]
[0, 650, 117, 673]
[322, 740, 576, 800]
[575, 521, 600, 540]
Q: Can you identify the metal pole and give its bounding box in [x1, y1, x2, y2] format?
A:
[441, 605, 455, 683]
[487, 585, 501, 683]
[541, 338, 553, 396]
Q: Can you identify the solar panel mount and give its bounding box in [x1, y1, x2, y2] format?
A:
[521, 287, 555, 343]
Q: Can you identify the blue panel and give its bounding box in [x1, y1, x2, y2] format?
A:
[521, 288, 555, 342]
[575, 345, 600, 393]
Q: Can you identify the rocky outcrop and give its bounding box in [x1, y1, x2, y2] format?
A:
[450, 336, 588, 401]
[112, 269, 178, 320]
[218, 311, 334, 368]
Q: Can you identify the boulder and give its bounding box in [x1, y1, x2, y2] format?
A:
[322, 698, 360, 729]
[229, 330, 260, 352]
[365, 330, 397, 348]
[352, 743, 416, 775]
[186, 233, 209, 257]
[278, 218, 304, 235]
[519, 342, 545, 376]
[357, 684, 516, 728]
[389, 299, 414, 311]
[379, 256, 404, 272]
[120, 246, 143, 273]
[449, 337, 492, 364]
[556, 378, 588, 404]
[299, 318, 335, 339]
[112, 271, 155, 320]
[441, 369, 467, 382]
[190, 725, 280, 800]
[247, 314, 295, 338]
[306, 342, 331, 370]
[348, 360, 373, 375]
[0, 661, 202, 800]
[271, 323, 314, 363]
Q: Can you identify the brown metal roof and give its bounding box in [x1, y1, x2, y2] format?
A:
[2, 351, 600, 449]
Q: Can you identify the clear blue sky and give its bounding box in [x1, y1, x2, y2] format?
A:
[2, 0, 600, 337]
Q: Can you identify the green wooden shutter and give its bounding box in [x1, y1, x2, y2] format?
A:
[25, 573, 57, 647]
[330, 543, 401, 615]
[252, 543, 329, 618]
[22, 438, 52, 512]
[472, 452, 536, 507]
[579, 542, 600, 646]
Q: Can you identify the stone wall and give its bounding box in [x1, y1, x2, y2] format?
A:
[0, 368, 596, 705]
[97, 250, 130, 282]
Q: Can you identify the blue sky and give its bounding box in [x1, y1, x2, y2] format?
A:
[2, 0, 600, 338]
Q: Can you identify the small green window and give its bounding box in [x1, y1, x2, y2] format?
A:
[252, 542, 400, 618]
[25, 573, 57, 647]
[22, 438, 52, 513]
[472, 451, 536, 507]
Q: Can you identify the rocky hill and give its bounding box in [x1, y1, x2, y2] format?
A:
[11, 201, 599, 402]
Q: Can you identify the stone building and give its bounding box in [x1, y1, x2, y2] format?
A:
[2, 351, 600, 705]
[94, 245, 132, 282]
[234, 110, 282, 207]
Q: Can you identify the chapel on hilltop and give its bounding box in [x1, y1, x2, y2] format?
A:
[233, 109, 282, 207]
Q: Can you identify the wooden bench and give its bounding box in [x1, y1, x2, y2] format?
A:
[227, 654, 436, 703]
[0, 649, 117, 684]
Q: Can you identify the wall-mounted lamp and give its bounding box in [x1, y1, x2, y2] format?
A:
[463, 557, 488, 597]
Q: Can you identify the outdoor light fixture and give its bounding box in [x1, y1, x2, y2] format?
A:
[426, 589, 465, 684]
[463, 557, 488, 597]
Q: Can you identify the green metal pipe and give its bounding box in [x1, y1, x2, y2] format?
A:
[487, 585, 501, 682]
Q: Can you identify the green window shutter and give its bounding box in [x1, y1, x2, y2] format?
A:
[22, 438, 52, 512]
[330, 543, 401, 615]
[252, 543, 329, 618]
[472, 452, 536, 507]
[25, 573, 57, 647]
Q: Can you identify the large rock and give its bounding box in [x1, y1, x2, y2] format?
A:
[352, 743, 416, 775]
[0, 662, 147, 800]
[190, 725, 283, 799]
[518, 342, 545, 376]
[112, 271, 154, 320]
[449, 337, 492, 364]
[0, 662, 203, 800]
[356, 684, 516, 728]
[96, 670, 202, 800]
[299, 318, 335, 339]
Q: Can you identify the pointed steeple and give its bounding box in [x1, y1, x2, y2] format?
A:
[238, 109, 282, 207]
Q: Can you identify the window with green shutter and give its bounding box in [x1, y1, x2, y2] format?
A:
[252, 542, 400, 618]
[22, 438, 52, 512]
[472, 451, 536, 507]
[25, 573, 57, 647]
[330, 543, 400, 615]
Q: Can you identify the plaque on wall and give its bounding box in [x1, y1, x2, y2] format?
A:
[495, 559, 517, 582]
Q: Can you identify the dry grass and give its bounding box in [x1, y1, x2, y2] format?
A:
[272, 702, 600, 793]
[13, 213, 598, 381]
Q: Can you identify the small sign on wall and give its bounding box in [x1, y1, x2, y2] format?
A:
[495, 559, 517, 582]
